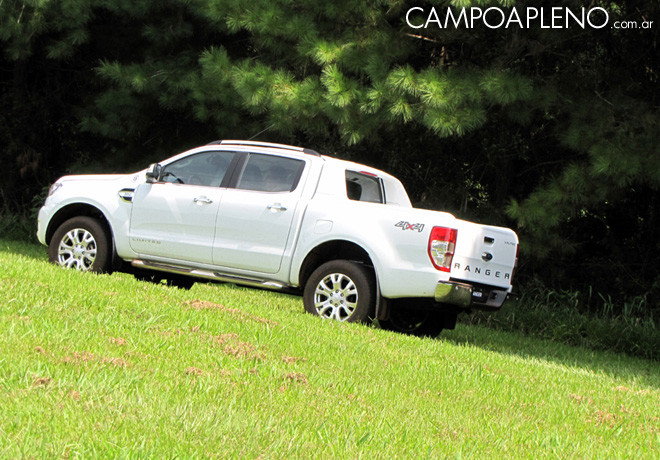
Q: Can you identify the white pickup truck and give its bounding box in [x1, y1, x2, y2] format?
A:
[37, 140, 519, 335]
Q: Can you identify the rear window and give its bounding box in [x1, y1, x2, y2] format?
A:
[345, 171, 384, 204]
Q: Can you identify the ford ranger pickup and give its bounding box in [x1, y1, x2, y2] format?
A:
[37, 140, 519, 335]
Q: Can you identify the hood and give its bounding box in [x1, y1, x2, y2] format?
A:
[58, 173, 134, 183]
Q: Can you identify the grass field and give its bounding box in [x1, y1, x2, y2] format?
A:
[1, 239, 659, 458]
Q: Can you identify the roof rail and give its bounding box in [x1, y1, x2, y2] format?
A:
[207, 139, 320, 156]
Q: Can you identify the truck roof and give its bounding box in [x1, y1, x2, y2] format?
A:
[205, 139, 410, 205]
[209, 140, 321, 157]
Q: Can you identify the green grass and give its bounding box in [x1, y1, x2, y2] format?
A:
[1, 239, 659, 458]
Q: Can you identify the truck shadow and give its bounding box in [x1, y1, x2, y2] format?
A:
[440, 324, 660, 390]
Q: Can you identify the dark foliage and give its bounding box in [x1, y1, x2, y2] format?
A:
[1, 0, 658, 317]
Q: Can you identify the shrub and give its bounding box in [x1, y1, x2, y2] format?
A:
[461, 283, 659, 360]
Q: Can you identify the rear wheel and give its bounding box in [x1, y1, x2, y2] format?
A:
[48, 216, 111, 273]
[303, 260, 376, 323]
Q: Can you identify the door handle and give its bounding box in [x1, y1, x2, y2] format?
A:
[267, 203, 287, 212]
[193, 196, 213, 204]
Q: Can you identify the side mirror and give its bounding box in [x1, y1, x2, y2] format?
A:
[145, 163, 162, 183]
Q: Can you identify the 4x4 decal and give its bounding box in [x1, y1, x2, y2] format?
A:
[395, 221, 425, 232]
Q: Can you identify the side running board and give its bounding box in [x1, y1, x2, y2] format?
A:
[131, 260, 290, 292]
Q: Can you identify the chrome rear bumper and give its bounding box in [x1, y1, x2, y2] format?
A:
[434, 281, 473, 307]
[435, 280, 508, 309]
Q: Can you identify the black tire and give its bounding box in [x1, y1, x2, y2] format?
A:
[303, 260, 376, 323]
[380, 307, 454, 338]
[48, 216, 111, 273]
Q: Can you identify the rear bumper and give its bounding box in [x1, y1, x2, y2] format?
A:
[434, 281, 473, 307]
[434, 280, 508, 309]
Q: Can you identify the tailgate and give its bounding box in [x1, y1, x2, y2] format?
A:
[451, 220, 518, 289]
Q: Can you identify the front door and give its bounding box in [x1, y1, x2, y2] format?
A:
[129, 150, 237, 265]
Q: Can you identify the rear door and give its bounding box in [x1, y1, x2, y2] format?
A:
[212, 152, 307, 274]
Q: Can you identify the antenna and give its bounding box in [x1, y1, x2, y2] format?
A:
[248, 123, 275, 141]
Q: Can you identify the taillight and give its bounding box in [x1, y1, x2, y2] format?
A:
[428, 226, 457, 272]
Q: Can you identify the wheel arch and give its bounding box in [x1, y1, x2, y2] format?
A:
[45, 203, 113, 245]
[298, 239, 377, 290]
[45, 203, 119, 271]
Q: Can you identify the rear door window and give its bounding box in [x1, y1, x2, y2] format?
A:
[236, 154, 305, 192]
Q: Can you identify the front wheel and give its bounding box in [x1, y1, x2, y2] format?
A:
[48, 216, 111, 273]
[303, 260, 376, 323]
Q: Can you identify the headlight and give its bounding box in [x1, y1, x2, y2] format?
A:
[48, 182, 63, 196]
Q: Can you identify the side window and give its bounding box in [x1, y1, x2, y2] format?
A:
[161, 151, 235, 187]
[237, 154, 305, 192]
[346, 170, 384, 203]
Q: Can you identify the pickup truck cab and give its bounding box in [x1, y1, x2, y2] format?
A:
[37, 140, 519, 336]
